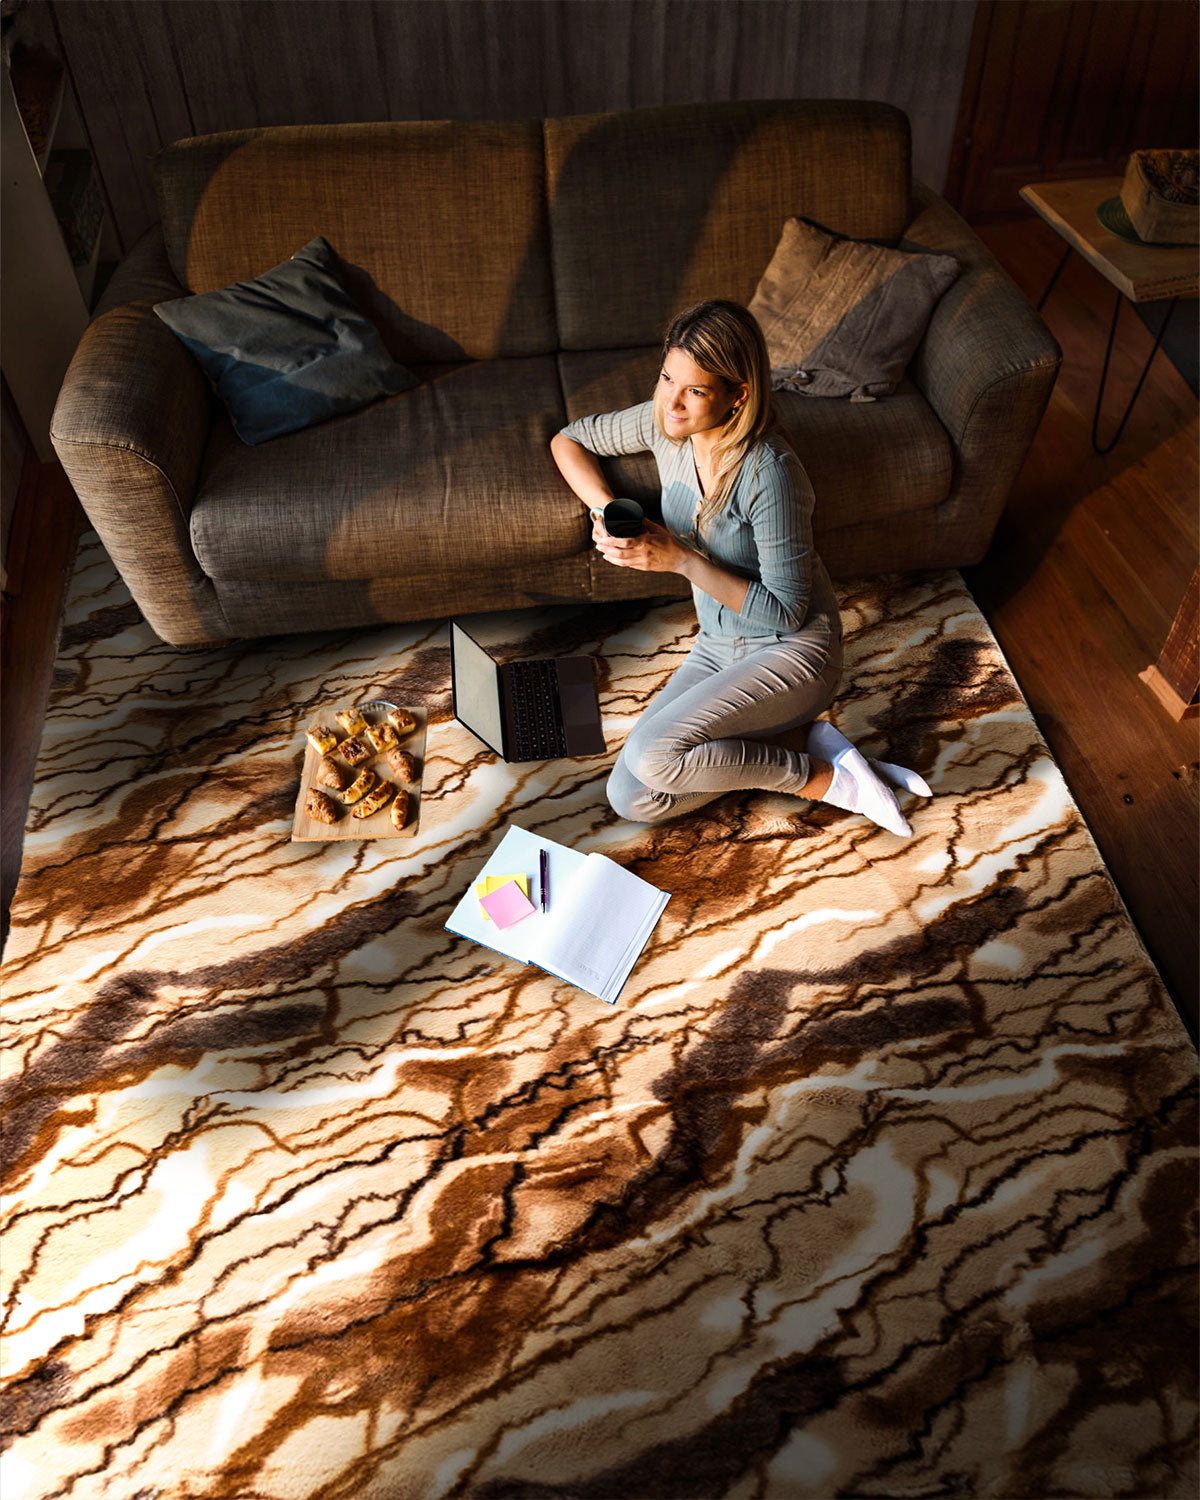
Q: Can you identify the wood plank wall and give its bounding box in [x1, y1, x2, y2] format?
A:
[42, 0, 977, 257]
[948, 0, 1199, 220]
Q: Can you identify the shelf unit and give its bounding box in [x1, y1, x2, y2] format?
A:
[1, 38, 117, 461]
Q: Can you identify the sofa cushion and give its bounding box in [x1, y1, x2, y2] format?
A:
[155, 121, 557, 362]
[748, 217, 961, 402]
[773, 379, 952, 526]
[190, 356, 583, 584]
[557, 348, 952, 533]
[154, 237, 417, 445]
[546, 100, 911, 351]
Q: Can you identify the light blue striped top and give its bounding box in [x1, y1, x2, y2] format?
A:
[560, 400, 825, 637]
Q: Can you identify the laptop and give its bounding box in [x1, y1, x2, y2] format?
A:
[450, 621, 607, 762]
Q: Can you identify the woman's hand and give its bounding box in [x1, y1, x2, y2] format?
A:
[592, 517, 688, 575]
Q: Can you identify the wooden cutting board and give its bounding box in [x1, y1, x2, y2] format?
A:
[291, 700, 427, 841]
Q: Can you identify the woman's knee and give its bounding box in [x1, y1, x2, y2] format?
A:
[620, 731, 690, 795]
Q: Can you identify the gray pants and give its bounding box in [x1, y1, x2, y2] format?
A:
[606, 602, 843, 824]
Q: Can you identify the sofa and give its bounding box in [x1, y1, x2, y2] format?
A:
[50, 99, 1061, 647]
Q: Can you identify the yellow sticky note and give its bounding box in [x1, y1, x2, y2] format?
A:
[476, 873, 528, 920]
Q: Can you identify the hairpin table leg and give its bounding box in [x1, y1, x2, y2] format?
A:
[1036, 243, 1073, 313]
[1091, 293, 1178, 456]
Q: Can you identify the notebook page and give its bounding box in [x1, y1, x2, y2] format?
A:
[533, 853, 669, 1002]
[444, 825, 588, 964]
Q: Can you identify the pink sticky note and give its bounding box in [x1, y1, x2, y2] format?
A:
[478, 879, 537, 930]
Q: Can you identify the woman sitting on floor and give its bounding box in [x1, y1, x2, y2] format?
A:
[549, 298, 928, 831]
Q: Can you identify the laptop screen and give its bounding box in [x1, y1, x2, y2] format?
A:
[450, 623, 505, 756]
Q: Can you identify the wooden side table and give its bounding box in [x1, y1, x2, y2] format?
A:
[1020, 177, 1199, 454]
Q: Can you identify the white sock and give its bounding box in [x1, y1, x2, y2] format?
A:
[805, 720, 912, 837]
[869, 757, 933, 799]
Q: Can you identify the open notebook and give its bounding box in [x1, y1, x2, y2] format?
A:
[445, 824, 670, 1004]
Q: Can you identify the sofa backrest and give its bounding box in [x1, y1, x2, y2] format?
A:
[154, 121, 556, 363]
[545, 99, 912, 351]
[154, 100, 912, 365]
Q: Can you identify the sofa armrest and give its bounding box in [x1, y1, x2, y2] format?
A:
[906, 180, 1062, 562]
[91, 225, 191, 318]
[50, 239, 230, 644]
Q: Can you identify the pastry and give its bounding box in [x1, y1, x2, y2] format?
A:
[389, 788, 410, 830]
[339, 735, 372, 767]
[336, 707, 369, 737]
[306, 725, 338, 757]
[305, 789, 340, 824]
[352, 780, 394, 819]
[343, 769, 376, 806]
[315, 756, 347, 790]
[385, 748, 418, 784]
[386, 707, 417, 739]
[364, 721, 399, 754]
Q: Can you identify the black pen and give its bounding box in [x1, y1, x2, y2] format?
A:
[539, 849, 549, 913]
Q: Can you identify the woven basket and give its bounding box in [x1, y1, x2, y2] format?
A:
[1119, 149, 1199, 245]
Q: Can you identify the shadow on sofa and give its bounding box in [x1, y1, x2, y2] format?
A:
[50, 100, 1061, 647]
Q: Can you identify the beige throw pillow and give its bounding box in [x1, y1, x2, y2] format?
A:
[749, 217, 961, 402]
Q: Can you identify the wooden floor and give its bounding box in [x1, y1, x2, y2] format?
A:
[967, 215, 1198, 1034]
[2, 212, 1197, 1030]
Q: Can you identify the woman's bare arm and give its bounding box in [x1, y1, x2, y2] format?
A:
[552, 431, 750, 614]
[672, 543, 751, 614]
[592, 519, 750, 615]
[549, 433, 616, 514]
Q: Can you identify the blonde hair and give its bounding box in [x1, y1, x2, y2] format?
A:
[652, 300, 775, 533]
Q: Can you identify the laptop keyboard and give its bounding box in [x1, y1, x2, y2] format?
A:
[507, 658, 568, 759]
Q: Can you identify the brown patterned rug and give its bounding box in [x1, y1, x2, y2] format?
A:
[2, 533, 1196, 1500]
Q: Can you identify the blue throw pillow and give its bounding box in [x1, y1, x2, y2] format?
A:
[154, 237, 417, 444]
